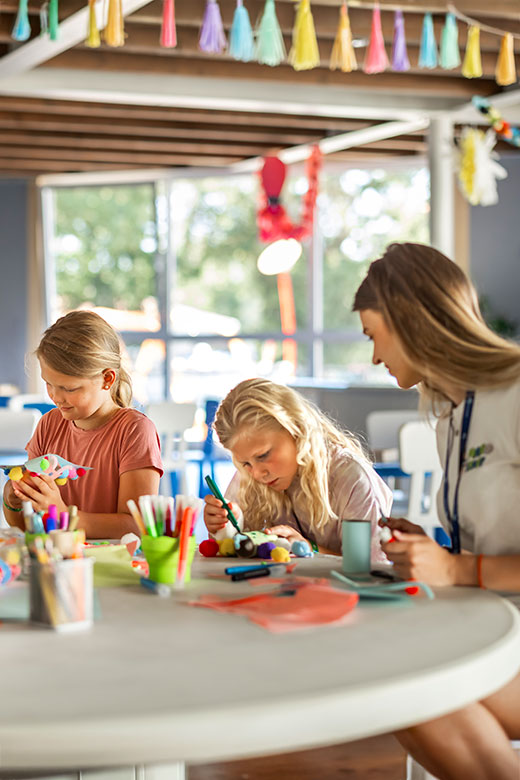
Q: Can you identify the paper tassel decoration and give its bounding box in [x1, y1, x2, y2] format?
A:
[496, 33, 516, 87]
[462, 25, 482, 78]
[440, 13, 460, 69]
[391, 10, 409, 72]
[199, 0, 227, 54]
[12, 0, 31, 41]
[364, 6, 388, 74]
[48, 0, 58, 40]
[230, 0, 254, 61]
[160, 0, 176, 48]
[456, 127, 507, 207]
[255, 0, 285, 66]
[85, 0, 100, 47]
[40, 2, 49, 37]
[419, 12, 437, 69]
[104, 0, 124, 46]
[330, 3, 357, 73]
[289, 0, 320, 71]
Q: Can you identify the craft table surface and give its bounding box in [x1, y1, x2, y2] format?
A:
[0, 555, 519, 773]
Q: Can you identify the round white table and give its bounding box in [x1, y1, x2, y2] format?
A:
[0, 555, 519, 779]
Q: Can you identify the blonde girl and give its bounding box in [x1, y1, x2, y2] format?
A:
[353, 242, 520, 780]
[3, 311, 163, 538]
[203, 377, 392, 556]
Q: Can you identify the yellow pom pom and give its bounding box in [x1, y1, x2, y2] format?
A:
[271, 546, 291, 563]
[219, 538, 236, 557]
[3, 548, 20, 566]
[55, 477, 67, 486]
[8, 467, 23, 482]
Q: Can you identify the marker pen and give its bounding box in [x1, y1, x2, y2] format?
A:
[140, 577, 171, 598]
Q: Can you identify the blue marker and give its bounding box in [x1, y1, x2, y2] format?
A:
[140, 577, 171, 598]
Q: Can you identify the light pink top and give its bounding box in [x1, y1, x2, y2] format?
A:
[26, 408, 163, 514]
[225, 447, 392, 559]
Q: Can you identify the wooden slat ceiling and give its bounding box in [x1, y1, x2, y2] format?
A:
[0, 0, 518, 176]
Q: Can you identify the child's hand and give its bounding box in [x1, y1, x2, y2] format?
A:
[4, 480, 23, 511]
[382, 529, 456, 585]
[203, 494, 237, 534]
[265, 524, 306, 546]
[378, 516, 426, 536]
[12, 473, 66, 515]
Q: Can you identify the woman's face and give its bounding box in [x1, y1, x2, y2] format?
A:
[230, 427, 299, 492]
[359, 309, 423, 389]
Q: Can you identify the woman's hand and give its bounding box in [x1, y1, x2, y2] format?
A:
[379, 516, 426, 536]
[382, 529, 456, 586]
[11, 473, 67, 516]
[203, 494, 240, 535]
[264, 524, 306, 546]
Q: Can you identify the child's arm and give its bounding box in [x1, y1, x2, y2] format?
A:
[3, 480, 25, 530]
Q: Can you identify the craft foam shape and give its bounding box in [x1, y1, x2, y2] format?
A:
[3, 453, 92, 484]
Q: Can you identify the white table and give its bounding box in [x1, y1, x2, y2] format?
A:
[0, 555, 519, 780]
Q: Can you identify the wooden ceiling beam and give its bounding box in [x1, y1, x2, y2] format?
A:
[0, 145, 245, 163]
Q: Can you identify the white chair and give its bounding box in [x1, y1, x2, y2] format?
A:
[398, 419, 443, 537]
[0, 408, 41, 523]
[146, 402, 197, 496]
[366, 409, 421, 461]
[8, 393, 53, 413]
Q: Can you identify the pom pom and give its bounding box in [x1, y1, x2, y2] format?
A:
[462, 26, 482, 79]
[271, 546, 291, 563]
[199, 0, 227, 54]
[85, 0, 100, 48]
[440, 12, 460, 70]
[289, 0, 320, 71]
[55, 477, 67, 486]
[255, 0, 285, 67]
[391, 10, 409, 72]
[291, 540, 312, 557]
[273, 536, 291, 551]
[76, 467, 86, 477]
[496, 33, 516, 87]
[418, 12, 437, 69]
[12, 0, 31, 42]
[29, 471, 38, 478]
[67, 467, 77, 479]
[257, 541, 276, 558]
[40, 458, 50, 471]
[364, 6, 388, 74]
[329, 2, 357, 73]
[160, 0, 176, 48]
[48, 0, 59, 40]
[230, 0, 254, 62]
[104, 0, 124, 47]
[8, 467, 23, 482]
[199, 538, 220, 557]
[219, 538, 236, 557]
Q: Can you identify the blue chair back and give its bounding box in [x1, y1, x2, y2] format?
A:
[23, 402, 56, 415]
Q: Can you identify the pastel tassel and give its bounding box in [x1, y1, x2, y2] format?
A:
[255, 0, 285, 66]
[289, 0, 320, 71]
[419, 12, 437, 69]
[48, 0, 58, 40]
[160, 0, 176, 47]
[230, 0, 254, 62]
[330, 2, 357, 73]
[364, 6, 388, 74]
[462, 26, 482, 79]
[12, 0, 31, 41]
[199, 0, 227, 54]
[495, 33, 516, 87]
[440, 12, 460, 70]
[104, 0, 124, 46]
[40, 2, 49, 37]
[85, 0, 100, 47]
[391, 9, 409, 72]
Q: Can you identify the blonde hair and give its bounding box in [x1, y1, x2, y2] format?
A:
[353, 242, 520, 405]
[214, 377, 369, 533]
[36, 310, 132, 408]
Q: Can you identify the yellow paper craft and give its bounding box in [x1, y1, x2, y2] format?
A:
[84, 544, 141, 587]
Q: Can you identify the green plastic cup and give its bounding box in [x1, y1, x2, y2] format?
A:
[141, 535, 197, 585]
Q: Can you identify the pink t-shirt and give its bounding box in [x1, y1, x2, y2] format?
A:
[26, 408, 163, 514]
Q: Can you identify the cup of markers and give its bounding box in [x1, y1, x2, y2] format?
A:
[127, 494, 201, 590]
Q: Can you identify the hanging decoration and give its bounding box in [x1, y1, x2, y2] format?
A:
[199, 0, 227, 54]
[495, 33, 516, 87]
[40, 2, 49, 37]
[330, 3, 357, 73]
[255, 0, 285, 67]
[391, 10, 409, 72]
[472, 96, 520, 148]
[440, 12, 460, 70]
[85, 0, 100, 47]
[257, 145, 322, 243]
[12, 0, 31, 41]
[418, 12, 437, 69]
[461, 25, 482, 78]
[364, 6, 388, 74]
[160, 0, 177, 48]
[104, 0, 125, 46]
[48, 0, 58, 40]
[455, 127, 507, 207]
[289, 0, 320, 72]
[230, 0, 254, 62]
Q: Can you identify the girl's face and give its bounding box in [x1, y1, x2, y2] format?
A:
[359, 309, 423, 389]
[231, 427, 299, 492]
[39, 358, 115, 429]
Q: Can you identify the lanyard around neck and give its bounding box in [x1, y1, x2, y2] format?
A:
[443, 390, 475, 554]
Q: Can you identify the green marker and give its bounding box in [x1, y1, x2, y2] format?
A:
[205, 475, 241, 534]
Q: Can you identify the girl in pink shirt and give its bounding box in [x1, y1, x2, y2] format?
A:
[3, 311, 163, 538]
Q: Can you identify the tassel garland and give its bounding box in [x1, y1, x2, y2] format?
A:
[391, 10, 409, 72]
[12, 0, 31, 41]
[104, 0, 124, 46]
[419, 12, 437, 69]
[495, 33, 516, 87]
[462, 25, 482, 78]
[40, 2, 49, 37]
[85, 0, 100, 47]
[199, 0, 227, 54]
[289, 0, 320, 71]
[364, 6, 388, 74]
[440, 13, 460, 69]
[48, 0, 58, 40]
[330, 3, 357, 73]
[160, 0, 177, 48]
[255, 0, 285, 66]
[230, 0, 254, 62]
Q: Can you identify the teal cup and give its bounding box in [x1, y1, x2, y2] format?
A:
[342, 520, 371, 575]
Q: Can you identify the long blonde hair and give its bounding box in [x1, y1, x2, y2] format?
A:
[214, 377, 369, 532]
[353, 242, 520, 405]
[36, 310, 132, 408]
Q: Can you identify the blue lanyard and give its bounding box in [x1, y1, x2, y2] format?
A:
[443, 390, 475, 554]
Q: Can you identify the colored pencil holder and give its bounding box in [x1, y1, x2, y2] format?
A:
[342, 520, 371, 575]
[49, 529, 86, 558]
[141, 535, 197, 585]
[29, 557, 94, 632]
